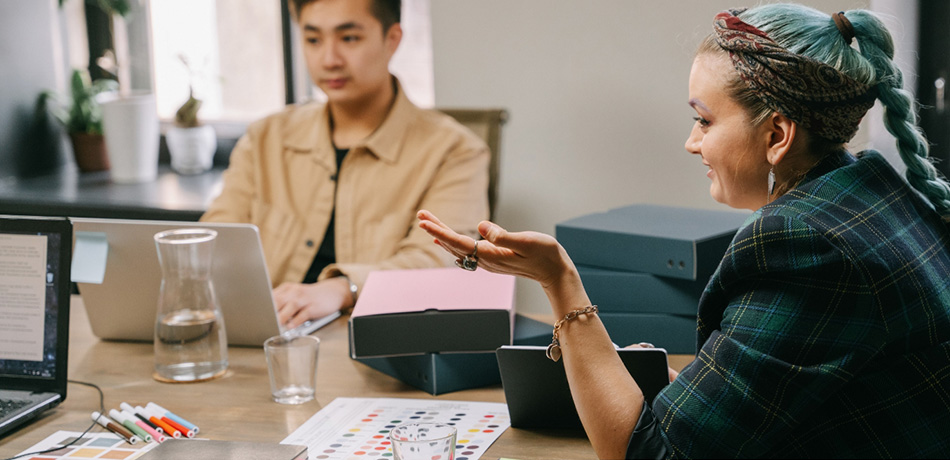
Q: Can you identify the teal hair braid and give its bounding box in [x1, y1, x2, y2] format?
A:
[848, 11, 950, 217]
[740, 4, 950, 219]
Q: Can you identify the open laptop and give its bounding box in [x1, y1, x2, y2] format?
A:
[0, 216, 71, 438]
[496, 345, 670, 429]
[71, 218, 339, 347]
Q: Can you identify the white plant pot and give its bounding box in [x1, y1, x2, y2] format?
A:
[99, 91, 160, 183]
[166, 125, 217, 175]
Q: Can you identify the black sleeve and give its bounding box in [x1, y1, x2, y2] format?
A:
[625, 400, 670, 459]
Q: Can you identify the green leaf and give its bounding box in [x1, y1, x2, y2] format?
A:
[47, 68, 114, 134]
[37, 91, 70, 127]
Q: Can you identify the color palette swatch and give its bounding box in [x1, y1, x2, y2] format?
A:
[282, 397, 510, 460]
[15, 431, 159, 459]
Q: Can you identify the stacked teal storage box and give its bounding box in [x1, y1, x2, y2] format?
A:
[556, 204, 749, 353]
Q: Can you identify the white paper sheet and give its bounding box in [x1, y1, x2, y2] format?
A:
[282, 397, 510, 460]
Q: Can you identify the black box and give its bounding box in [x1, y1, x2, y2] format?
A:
[355, 315, 552, 395]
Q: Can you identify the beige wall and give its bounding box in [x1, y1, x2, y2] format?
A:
[430, 1, 881, 314]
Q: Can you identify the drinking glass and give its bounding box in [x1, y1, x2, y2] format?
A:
[264, 335, 320, 404]
[390, 422, 457, 460]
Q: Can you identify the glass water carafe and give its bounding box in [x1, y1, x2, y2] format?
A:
[153, 228, 228, 382]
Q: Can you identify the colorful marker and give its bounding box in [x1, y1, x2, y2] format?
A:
[91, 412, 140, 445]
[160, 416, 192, 438]
[143, 406, 190, 438]
[122, 409, 165, 443]
[137, 405, 181, 438]
[110, 409, 152, 443]
[147, 402, 200, 434]
[120, 402, 163, 433]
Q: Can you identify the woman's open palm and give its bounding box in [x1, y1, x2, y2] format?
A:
[417, 210, 572, 289]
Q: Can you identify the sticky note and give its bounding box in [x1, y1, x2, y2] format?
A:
[71, 231, 108, 284]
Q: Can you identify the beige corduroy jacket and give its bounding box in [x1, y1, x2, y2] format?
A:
[201, 81, 489, 293]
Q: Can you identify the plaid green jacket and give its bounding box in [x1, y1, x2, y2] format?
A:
[628, 151, 950, 458]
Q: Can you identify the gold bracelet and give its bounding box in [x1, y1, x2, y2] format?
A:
[546, 305, 598, 362]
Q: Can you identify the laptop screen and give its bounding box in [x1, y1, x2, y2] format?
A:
[0, 217, 71, 390]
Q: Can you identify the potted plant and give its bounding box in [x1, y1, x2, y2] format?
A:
[165, 56, 216, 175]
[40, 69, 118, 172]
[61, 0, 161, 183]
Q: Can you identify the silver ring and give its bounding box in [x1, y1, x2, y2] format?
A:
[455, 240, 478, 271]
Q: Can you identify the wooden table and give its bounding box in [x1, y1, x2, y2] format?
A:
[0, 296, 694, 459]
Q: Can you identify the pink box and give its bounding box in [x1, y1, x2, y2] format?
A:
[348, 268, 516, 358]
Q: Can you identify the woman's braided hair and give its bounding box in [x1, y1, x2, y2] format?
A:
[700, 4, 950, 219]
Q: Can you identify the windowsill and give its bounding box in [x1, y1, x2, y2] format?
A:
[0, 163, 226, 221]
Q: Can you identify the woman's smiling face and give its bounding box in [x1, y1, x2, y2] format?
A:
[684, 53, 774, 210]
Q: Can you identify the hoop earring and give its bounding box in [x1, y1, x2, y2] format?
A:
[767, 166, 776, 197]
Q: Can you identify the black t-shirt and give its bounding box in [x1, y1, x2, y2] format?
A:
[302, 146, 349, 284]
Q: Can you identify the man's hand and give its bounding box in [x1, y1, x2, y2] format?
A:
[274, 277, 352, 329]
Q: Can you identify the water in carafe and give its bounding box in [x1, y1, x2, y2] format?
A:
[153, 228, 228, 382]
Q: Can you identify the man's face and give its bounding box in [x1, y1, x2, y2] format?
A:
[299, 0, 401, 107]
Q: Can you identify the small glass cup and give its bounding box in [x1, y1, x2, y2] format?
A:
[390, 423, 457, 460]
[264, 335, 319, 404]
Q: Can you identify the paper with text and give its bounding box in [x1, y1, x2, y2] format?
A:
[0, 233, 47, 362]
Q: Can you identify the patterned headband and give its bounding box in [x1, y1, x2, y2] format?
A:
[712, 9, 876, 143]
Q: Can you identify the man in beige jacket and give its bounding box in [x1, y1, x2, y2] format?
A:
[201, 0, 489, 329]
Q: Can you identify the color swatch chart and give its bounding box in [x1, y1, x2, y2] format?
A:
[282, 397, 510, 460]
[15, 431, 159, 459]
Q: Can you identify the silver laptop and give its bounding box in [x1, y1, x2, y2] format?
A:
[0, 216, 71, 438]
[70, 218, 339, 347]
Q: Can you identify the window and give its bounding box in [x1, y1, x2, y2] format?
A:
[150, 0, 287, 122]
[147, 0, 434, 123]
[386, 0, 434, 107]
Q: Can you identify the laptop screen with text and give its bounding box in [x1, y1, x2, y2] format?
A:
[0, 217, 71, 393]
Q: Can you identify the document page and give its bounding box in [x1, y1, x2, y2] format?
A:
[0, 233, 48, 362]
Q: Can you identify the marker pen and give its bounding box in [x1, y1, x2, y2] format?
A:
[145, 403, 194, 438]
[121, 402, 163, 433]
[110, 409, 152, 443]
[160, 416, 193, 438]
[142, 406, 187, 438]
[122, 409, 165, 443]
[91, 412, 140, 445]
[147, 402, 200, 434]
[137, 405, 181, 438]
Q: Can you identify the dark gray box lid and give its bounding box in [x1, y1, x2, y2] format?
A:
[557, 204, 749, 280]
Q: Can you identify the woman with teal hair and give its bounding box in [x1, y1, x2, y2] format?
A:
[421, 3, 950, 458]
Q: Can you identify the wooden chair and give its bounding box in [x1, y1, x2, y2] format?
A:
[438, 108, 508, 220]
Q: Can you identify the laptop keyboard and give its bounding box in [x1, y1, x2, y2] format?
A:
[0, 398, 30, 417]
